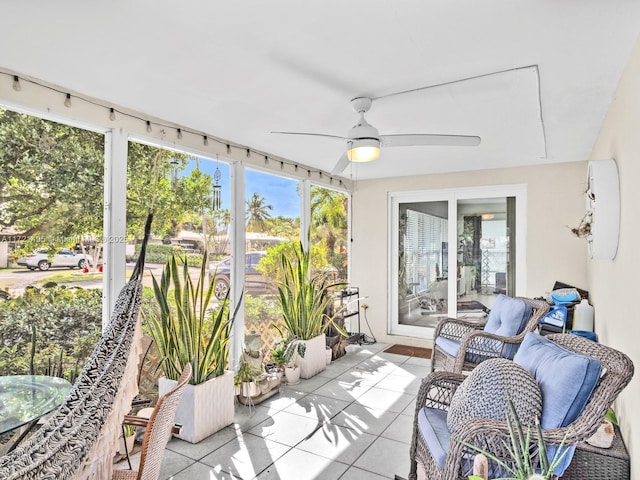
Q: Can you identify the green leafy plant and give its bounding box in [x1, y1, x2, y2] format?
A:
[147, 253, 242, 385]
[276, 241, 346, 341]
[605, 408, 618, 426]
[234, 357, 262, 384]
[271, 345, 287, 368]
[123, 424, 136, 437]
[0, 285, 102, 380]
[462, 397, 570, 480]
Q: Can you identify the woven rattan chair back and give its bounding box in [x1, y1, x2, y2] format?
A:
[430, 297, 548, 374]
[122, 363, 192, 480]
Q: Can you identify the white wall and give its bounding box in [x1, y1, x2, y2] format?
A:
[589, 33, 640, 480]
[351, 160, 588, 348]
[0, 241, 7, 268]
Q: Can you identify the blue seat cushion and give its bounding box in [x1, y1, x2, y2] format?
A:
[483, 295, 533, 359]
[514, 332, 602, 475]
[418, 407, 451, 470]
[435, 334, 501, 365]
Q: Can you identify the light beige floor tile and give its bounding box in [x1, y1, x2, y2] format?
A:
[370, 351, 410, 364]
[247, 410, 322, 447]
[254, 389, 307, 412]
[296, 422, 377, 464]
[331, 403, 400, 436]
[353, 436, 411, 479]
[233, 404, 273, 432]
[157, 343, 420, 480]
[355, 386, 415, 413]
[318, 360, 359, 377]
[401, 400, 418, 417]
[280, 373, 331, 393]
[165, 461, 241, 479]
[282, 393, 351, 421]
[166, 426, 237, 459]
[392, 362, 429, 378]
[404, 356, 431, 367]
[339, 466, 389, 480]
[254, 447, 348, 480]
[157, 449, 200, 479]
[380, 411, 414, 444]
[307, 377, 373, 402]
[375, 373, 422, 395]
[347, 343, 388, 357]
[199, 432, 289, 479]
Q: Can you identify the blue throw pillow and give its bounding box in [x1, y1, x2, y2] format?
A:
[514, 332, 601, 429]
[483, 295, 532, 358]
[514, 332, 602, 476]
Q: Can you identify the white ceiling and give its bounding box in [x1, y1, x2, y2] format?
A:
[2, 1, 639, 180]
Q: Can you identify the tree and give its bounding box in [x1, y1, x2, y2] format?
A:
[265, 215, 299, 240]
[310, 186, 348, 279]
[245, 192, 273, 233]
[1, 108, 215, 248]
[0, 109, 104, 239]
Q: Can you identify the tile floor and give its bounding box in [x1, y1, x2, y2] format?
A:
[115, 342, 429, 480]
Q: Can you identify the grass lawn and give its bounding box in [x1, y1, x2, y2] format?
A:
[40, 270, 104, 284]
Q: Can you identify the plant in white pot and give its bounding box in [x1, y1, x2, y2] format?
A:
[276, 241, 346, 379]
[234, 357, 262, 398]
[147, 253, 242, 443]
[280, 339, 306, 385]
[117, 424, 136, 455]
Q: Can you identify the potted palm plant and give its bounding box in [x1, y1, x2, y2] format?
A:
[277, 241, 346, 379]
[147, 253, 242, 443]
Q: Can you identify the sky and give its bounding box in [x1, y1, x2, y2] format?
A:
[183, 157, 300, 218]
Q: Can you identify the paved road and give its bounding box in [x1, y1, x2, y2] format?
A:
[0, 263, 204, 298]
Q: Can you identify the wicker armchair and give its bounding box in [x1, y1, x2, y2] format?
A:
[113, 363, 191, 480]
[430, 296, 548, 373]
[409, 333, 634, 480]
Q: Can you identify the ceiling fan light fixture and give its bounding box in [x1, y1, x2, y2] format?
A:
[347, 138, 380, 162]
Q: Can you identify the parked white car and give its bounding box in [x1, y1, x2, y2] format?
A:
[17, 248, 92, 271]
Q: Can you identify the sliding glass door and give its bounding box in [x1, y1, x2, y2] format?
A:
[389, 185, 526, 338]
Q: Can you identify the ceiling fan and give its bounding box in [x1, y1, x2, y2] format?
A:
[272, 96, 481, 174]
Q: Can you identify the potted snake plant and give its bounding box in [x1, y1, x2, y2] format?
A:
[276, 241, 346, 379]
[147, 253, 242, 443]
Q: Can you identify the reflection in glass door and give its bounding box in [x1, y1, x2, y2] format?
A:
[390, 186, 525, 338]
[398, 201, 449, 329]
[456, 198, 513, 318]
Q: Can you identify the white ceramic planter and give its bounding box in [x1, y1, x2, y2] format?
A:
[241, 381, 259, 397]
[298, 334, 326, 379]
[117, 433, 135, 455]
[284, 365, 301, 384]
[159, 370, 234, 443]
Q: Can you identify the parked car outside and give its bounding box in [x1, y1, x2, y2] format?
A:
[17, 248, 93, 271]
[209, 251, 272, 300]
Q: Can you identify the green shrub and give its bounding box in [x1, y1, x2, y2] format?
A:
[132, 243, 203, 266]
[0, 285, 103, 380]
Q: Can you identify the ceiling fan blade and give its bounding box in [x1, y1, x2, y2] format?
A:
[380, 134, 481, 148]
[331, 153, 350, 174]
[271, 131, 347, 141]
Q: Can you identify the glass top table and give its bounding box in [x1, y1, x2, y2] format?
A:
[0, 375, 72, 436]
